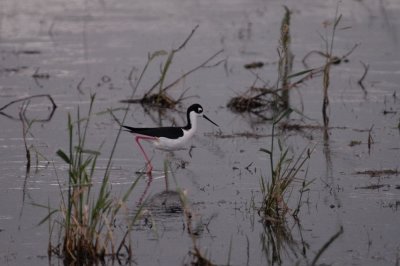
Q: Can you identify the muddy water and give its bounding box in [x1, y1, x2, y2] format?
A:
[1, 0, 399, 265]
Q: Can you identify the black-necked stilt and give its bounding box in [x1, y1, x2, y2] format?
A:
[123, 103, 219, 174]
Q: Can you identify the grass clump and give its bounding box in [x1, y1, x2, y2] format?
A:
[257, 109, 315, 264]
[227, 87, 280, 117]
[258, 109, 312, 223]
[44, 94, 140, 264]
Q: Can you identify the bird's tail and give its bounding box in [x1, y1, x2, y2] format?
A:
[121, 125, 136, 133]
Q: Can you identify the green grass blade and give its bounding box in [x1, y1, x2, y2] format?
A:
[259, 148, 272, 155]
[56, 149, 71, 164]
[273, 108, 293, 125]
[287, 68, 314, 79]
[37, 209, 59, 226]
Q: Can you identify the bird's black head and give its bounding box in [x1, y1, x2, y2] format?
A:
[188, 103, 203, 115]
[186, 103, 219, 127]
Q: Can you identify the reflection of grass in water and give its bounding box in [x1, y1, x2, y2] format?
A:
[41, 94, 141, 264]
[161, 161, 216, 266]
[260, 220, 299, 265]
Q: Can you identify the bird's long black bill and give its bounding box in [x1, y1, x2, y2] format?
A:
[203, 114, 219, 127]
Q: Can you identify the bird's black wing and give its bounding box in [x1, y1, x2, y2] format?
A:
[122, 125, 184, 139]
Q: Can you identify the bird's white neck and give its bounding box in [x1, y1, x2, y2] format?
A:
[187, 111, 198, 133]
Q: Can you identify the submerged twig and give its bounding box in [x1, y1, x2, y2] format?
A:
[32, 67, 50, 79]
[2, 95, 57, 172]
[358, 61, 369, 94]
[0, 94, 57, 113]
[77, 77, 85, 95]
[367, 125, 374, 153]
[19, 103, 32, 173]
[311, 226, 344, 266]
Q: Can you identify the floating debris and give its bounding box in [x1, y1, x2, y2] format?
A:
[349, 140, 362, 147]
[355, 184, 388, 190]
[244, 61, 264, 69]
[355, 169, 399, 177]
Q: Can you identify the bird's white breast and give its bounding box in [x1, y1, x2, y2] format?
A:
[155, 113, 198, 150]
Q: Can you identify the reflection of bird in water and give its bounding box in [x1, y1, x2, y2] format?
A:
[140, 190, 183, 230]
[142, 190, 214, 238]
[147, 190, 183, 215]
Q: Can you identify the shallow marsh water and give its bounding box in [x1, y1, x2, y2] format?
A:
[0, 0, 399, 265]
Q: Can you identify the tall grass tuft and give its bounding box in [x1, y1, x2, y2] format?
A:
[259, 109, 312, 223]
[45, 94, 140, 264]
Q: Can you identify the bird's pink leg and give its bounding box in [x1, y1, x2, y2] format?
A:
[135, 135, 157, 205]
[138, 170, 152, 205]
[135, 135, 156, 174]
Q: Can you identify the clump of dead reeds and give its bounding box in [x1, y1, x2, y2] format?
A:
[227, 6, 294, 118]
[123, 25, 224, 109]
[44, 94, 141, 264]
[227, 86, 280, 117]
[258, 109, 312, 224]
[229, 5, 360, 124]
